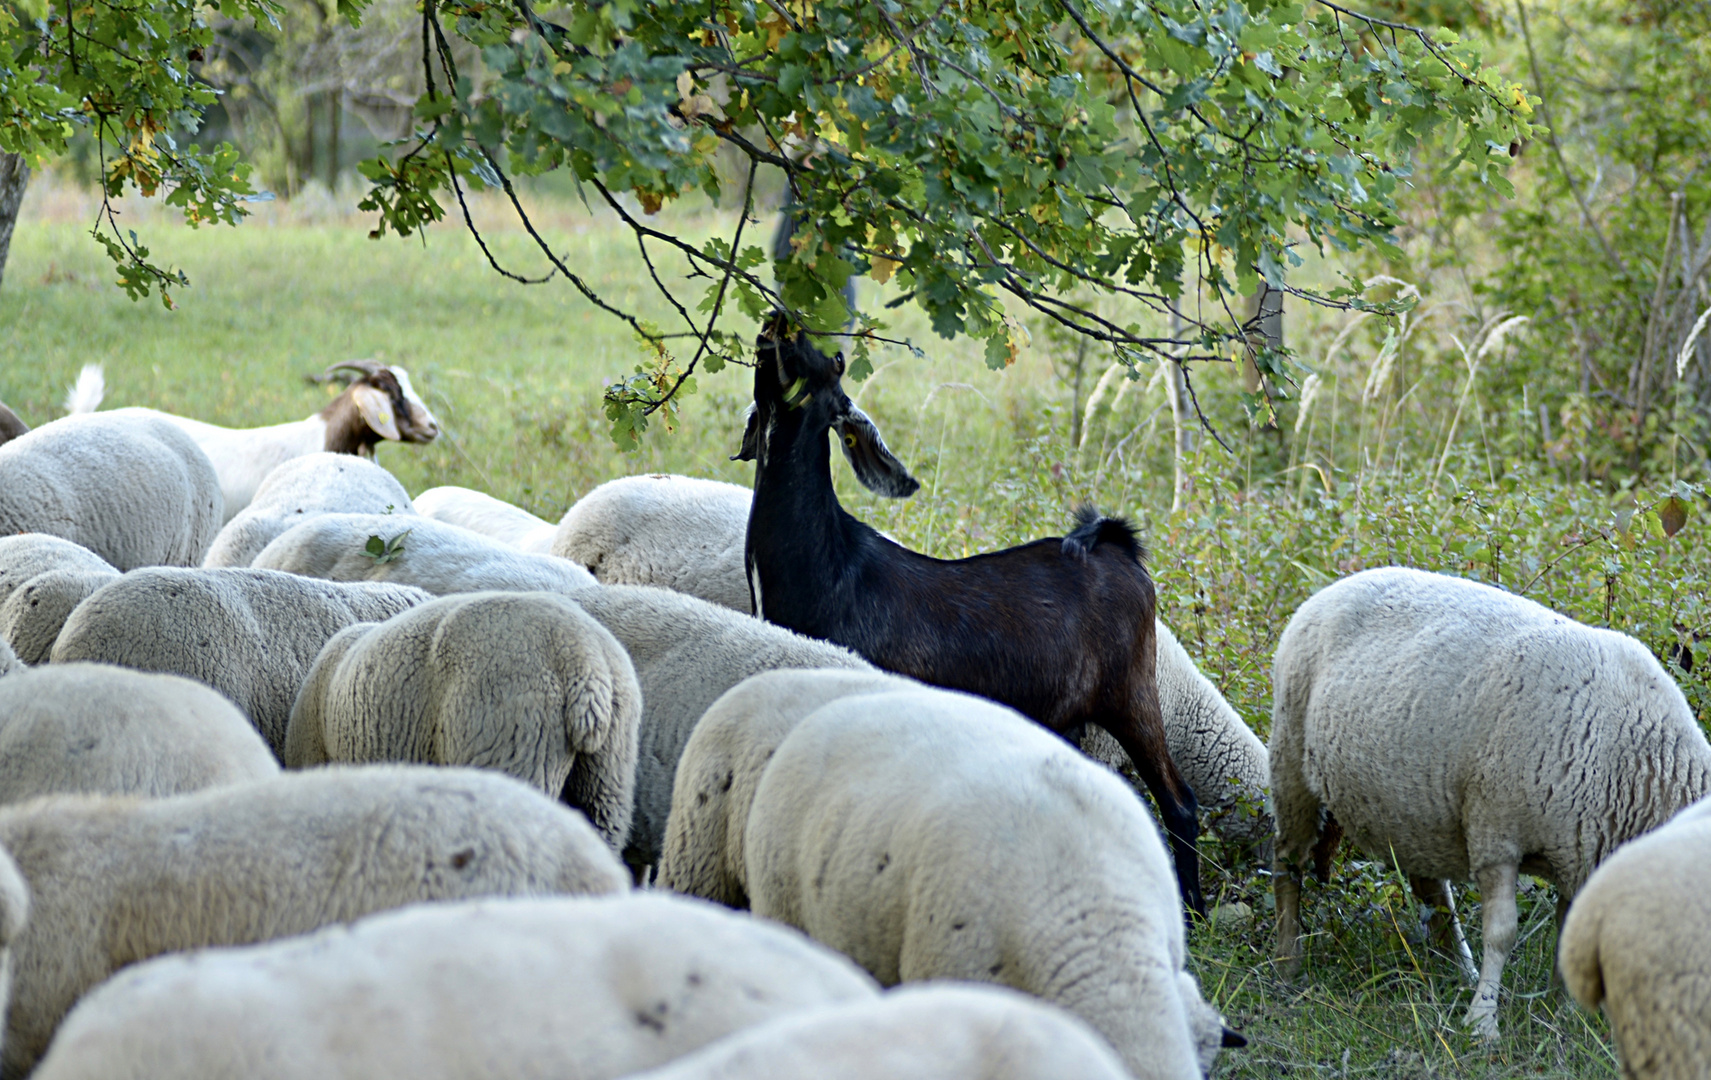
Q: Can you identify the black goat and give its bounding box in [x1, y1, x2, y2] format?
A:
[734, 316, 1204, 915]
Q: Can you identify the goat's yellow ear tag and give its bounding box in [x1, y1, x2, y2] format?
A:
[845, 433, 857, 448]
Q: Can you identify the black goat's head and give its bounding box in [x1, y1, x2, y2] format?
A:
[734, 316, 919, 498]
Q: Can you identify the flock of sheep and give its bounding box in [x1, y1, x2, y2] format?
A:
[0, 333, 1705, 1080]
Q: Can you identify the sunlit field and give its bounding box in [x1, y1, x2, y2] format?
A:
[6, 175, 1705, 1077]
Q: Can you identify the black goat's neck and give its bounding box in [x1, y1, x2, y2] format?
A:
[747, 397, 871, 631]
[319, 393, 380, 456]
[0, 401, 27, 447]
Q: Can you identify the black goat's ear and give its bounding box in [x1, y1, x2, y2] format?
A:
[834, 404, 918, 498]
[732, 403, 761, 462]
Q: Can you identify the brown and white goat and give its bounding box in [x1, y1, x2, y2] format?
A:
[84, 360, 439, 523]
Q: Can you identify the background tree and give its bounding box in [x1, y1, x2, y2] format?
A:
[1369, 0, 1711, 483]
[351, 0, 1535, 444]
[0, 0, 289, 300]
[4, 0, 1534, 436]
[196, 0, 463, 195]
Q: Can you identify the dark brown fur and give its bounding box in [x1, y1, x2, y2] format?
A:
[738, 318, 1205, 915]
[0, 401, 28, 448]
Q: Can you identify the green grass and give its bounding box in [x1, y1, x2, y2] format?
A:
[8, 186, 1701, 1078]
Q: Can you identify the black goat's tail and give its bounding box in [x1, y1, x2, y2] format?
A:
[1061, 504, 1146, 564]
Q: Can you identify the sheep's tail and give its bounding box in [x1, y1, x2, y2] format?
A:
[1061, 504, 1145, 564]
[63, 364, 105, 415]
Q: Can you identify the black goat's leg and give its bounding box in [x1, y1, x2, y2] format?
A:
[1098, 710, 1204, 917]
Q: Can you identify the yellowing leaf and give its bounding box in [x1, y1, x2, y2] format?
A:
[1660, 496, 1689, 538]
[870, 255, 899, 284]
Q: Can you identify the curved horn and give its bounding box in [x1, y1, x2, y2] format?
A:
[319, 359, 388, 383]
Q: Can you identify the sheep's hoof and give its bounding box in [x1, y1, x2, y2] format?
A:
[1463, 1005, 1500, 1042]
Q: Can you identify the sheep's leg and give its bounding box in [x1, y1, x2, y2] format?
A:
[1409, 876, 1478, 984]
[1100, 711, 1204, 917]
[1464, 862, 1518, 1040]
[1273, 859, 1305, 980]
[1548, 886, 1571, 993]
[1268, 709, 1322, 982]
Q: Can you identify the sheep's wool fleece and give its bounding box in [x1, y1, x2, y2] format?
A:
[624, 985, 1133, 1080]
[0, 413, 222, 570]
[203, 452, 416, 568]
[0, 535, 121, 665]
[413, 486, 557, 554]
[0, 846, 29, 1046]
[0, 569, 118, 666]
[50, 567, 430, 755]
[1270, 566, 1711, 893]
[566, 584, 873, 868]
[1558, 797, 1711, 1080]
[285, 591, 642, 850]
[553, 475, 753, 612]
[0, 639, 20, 677]
[0, 765, 628, 1077]
[0, 663, 277, 804]
[33, 894, 877, 1080]
[252, 513, 596, 594]
[745, 689, 1215, 1080]
[1083, 618, 1270, 845]
[659, 668, 919, 906]
[0, 535, 116, 605]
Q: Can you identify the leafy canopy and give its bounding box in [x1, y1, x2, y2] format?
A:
[5, 0, 1534, 437]
[0, 0, 291, 302]
[362, 0, 1535, 443]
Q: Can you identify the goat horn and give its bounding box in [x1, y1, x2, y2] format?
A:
[319, 359, 388, 382]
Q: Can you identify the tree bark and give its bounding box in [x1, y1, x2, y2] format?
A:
[0, 153, 31, 292]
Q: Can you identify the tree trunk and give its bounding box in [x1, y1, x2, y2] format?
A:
[0, 153, 31, 292]
[1167, 307, 1194, 512]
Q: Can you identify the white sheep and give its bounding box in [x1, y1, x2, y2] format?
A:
[0, 535, 120, 665]
[1558, 796, 1711, 1079]
[1083, 619, 1271, 848]
[0, 848, 29, 1048]
[0, 638, 21, 677]
[34, 893, 877, 1080]
[567, 584, 874, 872]
[552, 474, 753, 612]
[0, 663, 278, 803]
[0, 765, 629, 1076]
[50, 567, 431, 756]
[285, 591, 641, 850]
[413, 485, 558, 553]
[1270, 566, 1711, 1040]
[0, 412, 223, 570]
[623, 985, 1133, 1080]
[0, 570, 119, 666]
[83, 360, 439, 523]
[743, 687, 1238, 1080]
[659, 668, 917, 906]
[202, 452, 416, 568]
[252, 512, 597, 593]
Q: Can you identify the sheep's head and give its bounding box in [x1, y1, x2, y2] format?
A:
[318, 360, 441, 455]
[734, 314, 918, 498]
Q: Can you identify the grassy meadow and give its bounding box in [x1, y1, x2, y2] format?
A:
[5, 177, 1708, 1078]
